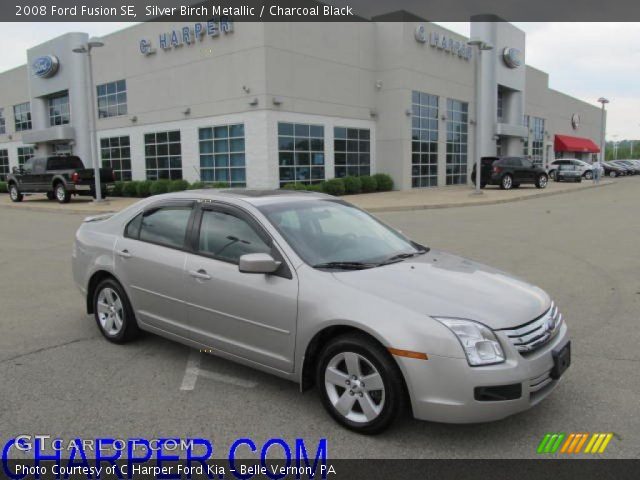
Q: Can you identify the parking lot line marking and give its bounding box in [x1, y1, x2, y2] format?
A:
[197, 369, 258, 388]
[180, 349, 201, 391]
[180, 349, 258, 390]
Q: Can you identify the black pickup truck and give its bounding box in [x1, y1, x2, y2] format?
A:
[6, 156, 114, 203]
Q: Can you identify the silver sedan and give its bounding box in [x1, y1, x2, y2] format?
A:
[72, 190, 570, 434]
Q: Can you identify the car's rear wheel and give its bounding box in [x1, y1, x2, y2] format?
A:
[609, 171, 617, 178]
[584, 170, 593, 180]
[9, 184, 23, 202]
[93, 278, 140, 343]
[55, 183, 71, 203]
[500, 174, 513, 190]
[316, 334, 406, 434]
[535, 174, 548, 189]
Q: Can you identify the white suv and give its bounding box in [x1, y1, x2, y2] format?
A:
[547, 159, 594, 180]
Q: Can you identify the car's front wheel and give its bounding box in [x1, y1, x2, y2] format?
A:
[535, 174, 548, 189]
[584, 170, 593, 180]
[316, 333, 406, 434]
[9, 184, 23, 202]
[609, 171, 617, 178]
[93, 278, 140, 343]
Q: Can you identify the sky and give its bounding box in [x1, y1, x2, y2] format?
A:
[0, 22, 638, 140]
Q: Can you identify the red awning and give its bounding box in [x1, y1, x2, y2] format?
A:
[554, 134, 600, 153]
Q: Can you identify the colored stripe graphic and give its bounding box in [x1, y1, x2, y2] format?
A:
[537, 433, 565, 453]
[540, 433, 614, 454]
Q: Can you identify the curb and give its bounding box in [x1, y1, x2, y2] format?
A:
[360, 182, 615, 213]
[0, 181, 616, 215]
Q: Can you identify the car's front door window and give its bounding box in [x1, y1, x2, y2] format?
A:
[198, 210, 272, 264]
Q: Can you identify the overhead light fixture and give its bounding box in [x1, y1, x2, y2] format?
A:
[272, 97, 283, 106]
[249, 98, 259, 106]
[130, 116, 138, 123]
[183, 107, 191, 116]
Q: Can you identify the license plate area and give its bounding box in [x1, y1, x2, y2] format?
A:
[551, 341, 571, 380]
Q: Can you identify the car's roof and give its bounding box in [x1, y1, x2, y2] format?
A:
[151, 189, 336, 206]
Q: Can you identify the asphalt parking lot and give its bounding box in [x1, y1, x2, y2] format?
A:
[0, 178, 638, 459]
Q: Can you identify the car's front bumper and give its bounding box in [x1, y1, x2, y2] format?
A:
[398, 323, 569, 423]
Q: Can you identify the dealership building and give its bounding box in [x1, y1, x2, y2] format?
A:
[0, 19, 604, 189]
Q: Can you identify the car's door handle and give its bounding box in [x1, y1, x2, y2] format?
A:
[117, 249, 132, 258]
[189, 269, 211, 280]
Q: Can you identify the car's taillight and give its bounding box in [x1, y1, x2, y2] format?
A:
[71, 172, 79, 183]
[493, 166, 502, 173]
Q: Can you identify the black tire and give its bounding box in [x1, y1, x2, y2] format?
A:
[500, 174, 513, 190]
[93, 278, 141, 344]
[9, 184, 23, 202]
[609, 171, 617, 178]
[316, 333, 407, 434]
[584, 170, 593, 180]
[535, 173, 548, 189]
[54, 183, 71, 204]
[46, 191, 55, 201]
[549, 170, 557, 181]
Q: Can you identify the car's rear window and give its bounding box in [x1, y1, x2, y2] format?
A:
[47, 157, 84, 170]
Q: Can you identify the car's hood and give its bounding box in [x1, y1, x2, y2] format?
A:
[333, 249, 550, 330]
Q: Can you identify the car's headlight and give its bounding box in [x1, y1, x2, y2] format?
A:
[434, 318, 505, 366]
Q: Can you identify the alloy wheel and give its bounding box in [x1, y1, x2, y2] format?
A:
[585, 171, 593, 180]
[56, 185, 66, 202]
[324, 352, 385, 423]
[502, 175, 512, 189]
[97, 287, 124, 336]
[539, 175, 548, 187]
[10, 186, 18, 201]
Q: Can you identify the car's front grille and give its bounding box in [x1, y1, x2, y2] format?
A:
[500, 302, 563, 354]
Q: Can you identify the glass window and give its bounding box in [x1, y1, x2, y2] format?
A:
[198, 210, 272, 264]
[125, 213, 143, 239]
[278, 122, 324, 187]
[523, 115, 530, 156]
[0, 149, 9, 181]
[334, 127, 370, 178]
[259, 199, 420, 267]
[13, 102, 32, 131]
[96, 80, 127, 118]
[0, 108, 5, 135]
[17, 147, 34, 166]
[48, 91, 70, 126]
[101, 136, 132, 181]
[411, 91, 439, 188]
[446, 98, 469, 185]
[497, 89, 504, 122]
[139, 207, 192, 249]
[145, 130, 182, 180]
[46, 156, 84, 170]
[199, 124, 245, 186]
[531, 117, 545, 166]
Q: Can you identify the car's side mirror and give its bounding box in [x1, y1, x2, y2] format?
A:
[239, 253, 281, 274]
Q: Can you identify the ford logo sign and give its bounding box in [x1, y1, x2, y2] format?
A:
[32, 55, 60, 78]
[502, 47, 522, 69]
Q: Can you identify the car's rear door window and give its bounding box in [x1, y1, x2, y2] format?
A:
[138, 207, 192, 249]
[197, 210, 272, 264]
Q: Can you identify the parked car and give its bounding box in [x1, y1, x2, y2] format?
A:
[602, 162, 626, 177]
[6, 155, 114, 203]
[611, 160, 640, 175]
[547, 159, 594, 180]
[608, 161, 634, 176]
[73, 190, 570, 433]
[554, 164, 582, 183]
[471, 156, 548, 190]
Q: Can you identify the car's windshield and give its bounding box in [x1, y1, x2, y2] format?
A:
[259, 199, 424, 268]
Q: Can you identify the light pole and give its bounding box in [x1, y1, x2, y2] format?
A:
[597, 97, 609, 185]
[468, 39, 494, 195]
[73, 38, 105, 202]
